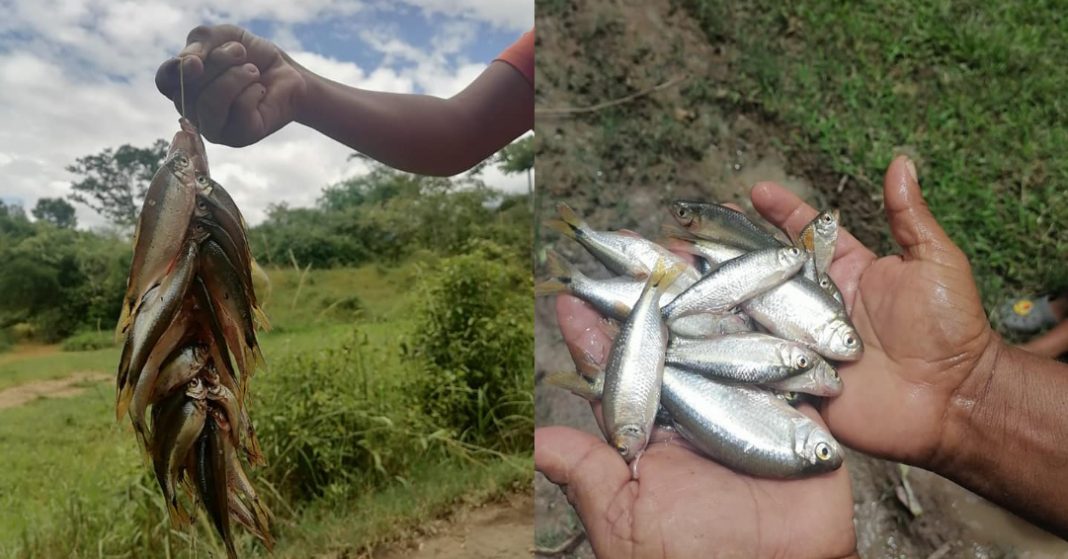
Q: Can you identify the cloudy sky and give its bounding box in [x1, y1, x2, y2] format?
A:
[0, 0, 533, 229]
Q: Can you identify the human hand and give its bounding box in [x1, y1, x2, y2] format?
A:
[155, 24, 308, 147]
[536, 267, 856, 558]
[749, 155, 998, 469]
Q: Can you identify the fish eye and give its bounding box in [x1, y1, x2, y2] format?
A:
[820, 278, 830, 287]
[175, 155, 189, 168]
[815, 442, 832, 461]
[844, 335, 856, 346]
[821, 214, 833, 223]
[196, 174, 209, 186]
[789, 247, 801, 256]
[797, 356, 808, 368]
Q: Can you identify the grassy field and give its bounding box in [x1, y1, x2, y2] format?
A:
[681, 0, 1068, 309]
[0, 258, 531, 558]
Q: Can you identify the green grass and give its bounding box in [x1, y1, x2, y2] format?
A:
[0, 347, 117, 391]
[682, 0, 1068, 308]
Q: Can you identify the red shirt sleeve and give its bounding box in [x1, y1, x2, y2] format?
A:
[495, 28, 534, 87]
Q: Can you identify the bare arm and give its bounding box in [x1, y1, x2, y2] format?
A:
[939, 340, 1068, 537]
[156, 25, 532, 176]
[294, 59, 533, 176]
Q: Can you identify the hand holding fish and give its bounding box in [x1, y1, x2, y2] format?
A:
[155, 24, 308, 147]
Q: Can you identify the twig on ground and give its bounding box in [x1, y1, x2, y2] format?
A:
[537, 76, 689, 117]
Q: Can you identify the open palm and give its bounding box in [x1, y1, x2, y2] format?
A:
[750, 156, 996, 468]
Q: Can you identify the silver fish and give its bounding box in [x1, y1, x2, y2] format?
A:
[666, 333, 817, 384]
[742, 276, 862, 361]
[662, 247, 806, 321]
[798, 210, 839, 276]
[818, 273, 845, 308]
[669, 200, 784, 251]
[603, 261, 681, 463]
[661, 365, 843, 478]
[548, 202, 699, 285]
[535, 252, 746, 338]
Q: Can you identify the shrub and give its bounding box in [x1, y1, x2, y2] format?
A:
[404, 240, 533, 452]
[61, 330, 118, 352]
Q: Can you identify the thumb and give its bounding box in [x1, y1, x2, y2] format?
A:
[884, 156, 961, 263]
[535, 426, 631, 521]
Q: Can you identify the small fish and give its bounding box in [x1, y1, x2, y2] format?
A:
[797, 210, 839, 276]
[662, 247, 806, 321]
[603, 260, 683, 465]
[117, 149, 197, 336]
[764, 356, 843, 397]
[195, 413, 237, 559]
[224, 424, 273, 549]
[150, 381, 207, 525]
[666, 333, 817, 384]
[149, 344, 208, 405]
[742, 276, 863, 361]
[547, 202, 699, 285]
[128, 298, 198, 442]
[200, 239, 264, 379]
[535, 252, 730, 337]
[661, 365, 843, 478]
[669, 200, 784, 251]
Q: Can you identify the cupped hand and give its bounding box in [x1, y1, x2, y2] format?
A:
[155, 24, 308, 146]
[536, 276, 856, 558]
[749, 156, 997, 468]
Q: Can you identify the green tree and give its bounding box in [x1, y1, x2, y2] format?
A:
[32, 197, 77, 229]
[496, 135, 533, 195]
[67, 140, 168, 228]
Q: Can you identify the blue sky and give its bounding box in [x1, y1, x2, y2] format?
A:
[0, 0, 533, 228]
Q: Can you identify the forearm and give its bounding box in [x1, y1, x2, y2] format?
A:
[937, 338, 1068, 536]
[294, 61, 531, 176]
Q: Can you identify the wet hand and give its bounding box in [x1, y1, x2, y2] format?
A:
[750, 155, 998, 468]
[155, 24, 308, 147]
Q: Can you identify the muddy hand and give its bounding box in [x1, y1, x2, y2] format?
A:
[750, 155, 996, 469]
[155, 24, 308, 147]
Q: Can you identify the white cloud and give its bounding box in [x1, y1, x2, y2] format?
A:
[398, 0, 533, 31]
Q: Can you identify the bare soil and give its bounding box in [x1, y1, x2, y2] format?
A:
[534, 0, 1068, 557]
[374, 492, 533, 559]
[0, 371, 109, 410]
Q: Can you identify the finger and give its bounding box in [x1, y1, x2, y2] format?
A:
[883, 156, 962, 264]
[220, 82, 269, 147]
[535, 426, 631, 520]
[556, 294, 614, 370]
[196, 63, 261, 142]
[157, 24, 247, 98]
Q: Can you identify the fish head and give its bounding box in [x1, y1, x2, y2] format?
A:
[185, 376, 207, 399]
[612, 424, 647, 463]
[818, 318, 863, 361]
[669, 201, 700, 229]
[188, 220, 211, 244]
[165, 148, 194, 179]
[814, 209, 840, 238]
[797, 423, 843, 473]
[776, 246, 808, 271]
[791, 358, 843, 397]
[779, 343, 817, 371]
[170, 118, 210, 175]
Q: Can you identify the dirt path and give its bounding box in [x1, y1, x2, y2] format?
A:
[0, 371, 109, 410]
[0, 343, 60, 366]
[375, 493, 533, 559]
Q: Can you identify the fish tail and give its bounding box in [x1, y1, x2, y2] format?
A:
[546, 202, 587, 239]
[544, 370, 603, 401]
[252, 305, 271, 332]
[251, 258, 271, 298]
[535, 251, 576, 296]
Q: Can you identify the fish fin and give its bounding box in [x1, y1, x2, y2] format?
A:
[252, 305, 271, 332]
[649, 259, 687, 291]
[797, 224, 815, 252]
[251, 257, 271, 298]
[659, 222, 697, 241]
[543, 370, 603, 400]
[556, 202, 586, 231]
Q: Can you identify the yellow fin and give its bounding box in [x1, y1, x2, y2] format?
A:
[649, 258, 686, 291]
[544, 370, 603, 401]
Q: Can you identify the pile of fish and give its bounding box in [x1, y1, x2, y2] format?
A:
[115, 118, 273, 556]
[538, 201, 862, 478]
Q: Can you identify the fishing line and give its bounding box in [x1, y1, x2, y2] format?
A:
[179, 58, 187, 119]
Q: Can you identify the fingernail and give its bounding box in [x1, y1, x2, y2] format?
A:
[904, 158, 918, 183]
